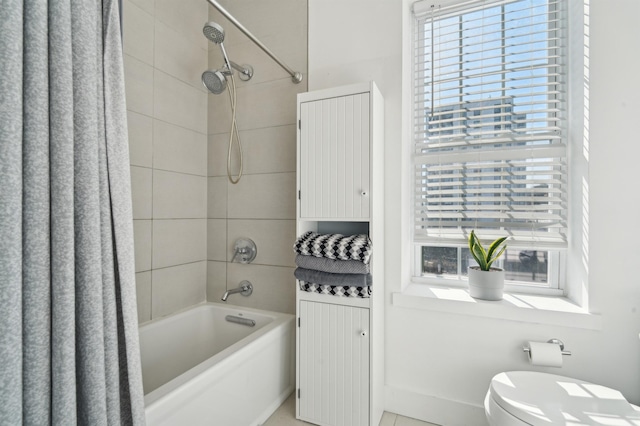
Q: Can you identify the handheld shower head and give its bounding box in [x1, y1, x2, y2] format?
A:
[203, 21, 232, 71]
[202, 70, 227, 94]
[203, 21, 225, 44]
[201, 21, 245, 184]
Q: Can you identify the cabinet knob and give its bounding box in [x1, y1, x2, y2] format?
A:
[361, 191, 368, 197]
[360, 330, 367, 337]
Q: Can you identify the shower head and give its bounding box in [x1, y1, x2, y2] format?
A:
[202, 21, 253, 95]
[203, 22, 225, 45]
[203, 21, 232, 70]
[202, 70, 227, 94]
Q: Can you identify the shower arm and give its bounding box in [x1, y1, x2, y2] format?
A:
[219, 61, 253, 80]
[204, 0, 303, 84]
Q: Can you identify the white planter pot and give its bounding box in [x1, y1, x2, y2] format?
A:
[468, 266, 505, 301]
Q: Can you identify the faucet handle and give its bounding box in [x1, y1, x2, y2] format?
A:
[232, 238, 257, 263]
[239, 280, 253, 296]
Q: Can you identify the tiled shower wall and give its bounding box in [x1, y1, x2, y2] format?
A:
[206, 0, 308, 313]
[124, 0, 209, 322]
[124, 0, 307, 321]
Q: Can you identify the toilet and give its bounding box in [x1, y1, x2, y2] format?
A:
[485, 371, 640, 425]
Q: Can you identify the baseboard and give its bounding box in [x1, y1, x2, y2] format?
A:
[254, 385, 294, 426]
[384, 385, 488, 426]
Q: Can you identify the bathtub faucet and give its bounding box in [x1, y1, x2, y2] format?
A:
[221, 280, 253, 301]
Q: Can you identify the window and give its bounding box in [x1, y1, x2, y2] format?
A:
[412, 0, 567, 291]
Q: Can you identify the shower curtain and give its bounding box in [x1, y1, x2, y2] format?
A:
[0, 0, 145, 424]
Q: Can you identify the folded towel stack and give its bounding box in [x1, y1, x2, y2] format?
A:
[293, 231, 373, 298]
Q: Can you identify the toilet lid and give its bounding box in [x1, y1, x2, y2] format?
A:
[489, 371, 640, 425]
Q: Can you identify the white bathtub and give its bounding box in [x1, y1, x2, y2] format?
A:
[140, 302, 295, 426]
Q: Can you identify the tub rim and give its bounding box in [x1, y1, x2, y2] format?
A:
[141, 301, 294, 408]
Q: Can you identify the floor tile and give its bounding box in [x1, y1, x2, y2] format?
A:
[396, 414, 441, 426]
[262, 394, 441, 426]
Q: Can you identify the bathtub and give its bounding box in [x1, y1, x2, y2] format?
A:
[140, 302, 295, 426]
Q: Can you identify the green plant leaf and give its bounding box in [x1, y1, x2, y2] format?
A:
[487, 245, 507, 269]
[469, 231, 485, 263]
[470, 249, 482, 267]
[468, 231, 507, 271]
[468, 230, 476, 253]
[487, 236, 508, 260]
[471, 243, 488, 270]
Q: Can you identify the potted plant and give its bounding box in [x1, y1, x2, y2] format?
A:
[467, 230, 508, 301]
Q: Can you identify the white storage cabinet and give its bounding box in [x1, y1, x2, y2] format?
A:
[299, 92, 370, 219]
[298, 301, 370, 425]
[295, 82, 384, 426]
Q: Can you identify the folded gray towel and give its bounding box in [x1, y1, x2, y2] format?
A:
[295, 254, 370, 274]
[294, 267, 372, 287]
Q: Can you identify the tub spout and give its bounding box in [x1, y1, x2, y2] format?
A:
[221, 280, 253, 301]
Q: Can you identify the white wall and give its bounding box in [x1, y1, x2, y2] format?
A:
[309, 0, 640, 424]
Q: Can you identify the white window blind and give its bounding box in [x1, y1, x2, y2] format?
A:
[413, 0, 567, 249]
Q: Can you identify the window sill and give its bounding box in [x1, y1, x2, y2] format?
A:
[392, 283, 602, 330]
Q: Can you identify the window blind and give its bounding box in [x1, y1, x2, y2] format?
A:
[413, 0, 567, 249]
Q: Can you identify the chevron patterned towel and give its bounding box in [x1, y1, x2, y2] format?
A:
[293, 231, 373, 264]
[298, 281, 372, 298]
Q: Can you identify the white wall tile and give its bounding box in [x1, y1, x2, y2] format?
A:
[208, 133, 227, 177]
[206, 91, 231, 135]
[154, 120, 207, 176]
[124, 0, 309, 320]
[153, 170, 207, 219]
[208, 125, 296, 176]
[227, 172, 296, 219]
[133, 219, 152, 272]
[154, 20, 208, 90]
[155, 0, 208, 50]
[124, 55, 154, 116]
[240, 125, 296, 175]
[208, 78, 302, 133]
[207, 219, 226, 261]
[130, 166, 152, 219]
[128, 111, 153, 168]
[152, 261, 207, 318]
[227, 219, 295, 267]
[128, 0, 154, 16]
[225, 263, 295, 314]
[209, 0, 306, 42]
[214, 26, 307, 87]
[207, 260, 227, 302]
[154, 70, 207, 134]
[123, 0, 154, 65]
[208, 176, 227, 218]
[135, 271, 152, 323]
[207, 45, 225, 74]
[152, 219, 207, 268]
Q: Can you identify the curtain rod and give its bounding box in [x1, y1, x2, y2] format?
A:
[205, 0, 303, 84]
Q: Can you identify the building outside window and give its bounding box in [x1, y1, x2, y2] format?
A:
[412, 0, 567, 292]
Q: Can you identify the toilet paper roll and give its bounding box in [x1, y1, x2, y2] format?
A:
[527, 341, 563, 367]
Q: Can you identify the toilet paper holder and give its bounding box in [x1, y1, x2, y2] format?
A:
[523, 338, 572, 356]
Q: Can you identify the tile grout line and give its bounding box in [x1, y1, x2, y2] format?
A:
[149, 0, 155, 319]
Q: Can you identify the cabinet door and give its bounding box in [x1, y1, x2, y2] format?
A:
[298, 301, 370, 426]
[299, 93, 370, 219]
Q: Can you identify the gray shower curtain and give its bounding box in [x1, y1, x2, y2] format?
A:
[0, 0, 145, 424]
